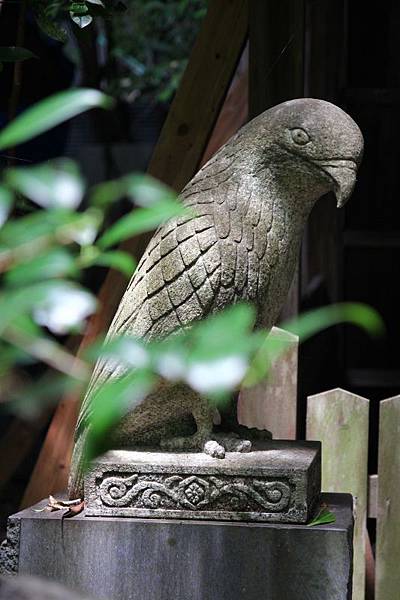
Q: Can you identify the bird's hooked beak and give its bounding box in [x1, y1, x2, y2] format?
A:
[314, 159, 358, 208]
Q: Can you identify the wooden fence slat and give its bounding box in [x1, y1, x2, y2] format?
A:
[238, 327, 298, 438]
[306, 388, 369, 600]
[376, 395, 400, 600]
[21, 1, 249, 508]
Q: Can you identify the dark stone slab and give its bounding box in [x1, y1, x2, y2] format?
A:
[0, 493, 353, 600]
[85, 441, 321, 524]
[0, 575, 93, 600]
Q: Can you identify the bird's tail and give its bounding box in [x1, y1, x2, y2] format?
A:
[68, 431, 88, 500]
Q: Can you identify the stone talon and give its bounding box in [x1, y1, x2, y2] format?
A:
[225, 438, 252, 453]
[160, 432, 208, 451]
[204, 440, 225, 458]
[210, 433, 252, 453]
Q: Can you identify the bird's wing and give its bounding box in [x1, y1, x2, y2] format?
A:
[76, 159, 254, 434]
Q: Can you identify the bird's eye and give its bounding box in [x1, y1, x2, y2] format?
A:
[290, 128, 310, 145]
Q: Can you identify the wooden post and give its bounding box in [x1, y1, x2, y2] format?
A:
[21, 0, 249, 508]
[307, 388, 369, 600]
[376, 395, 400, 600]
[238, 327, 298, 439]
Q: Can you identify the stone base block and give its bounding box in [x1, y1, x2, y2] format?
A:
[0, 493, 353, 600]
[85, 440, 321, 524]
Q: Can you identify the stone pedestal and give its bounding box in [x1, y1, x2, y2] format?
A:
[0, 493, 353, 600]
[85, 441, 321, 524]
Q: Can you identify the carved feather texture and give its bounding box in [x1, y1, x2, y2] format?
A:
[77, 154, 274, 434]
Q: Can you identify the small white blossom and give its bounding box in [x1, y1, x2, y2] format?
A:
[157, 352, 186, 380]
[33, 286, 96, 334]
[115, 339, 149, 368]
[186, 355, 248, 394]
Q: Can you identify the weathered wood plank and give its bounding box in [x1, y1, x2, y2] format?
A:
[200, 43, 248, 168]
[376, 395, 400, 600]
[148, 0, 248, 192]
[238, 327, 298, 439]
[306, 388, 369, 600]
[21, 1, 249, 507]
[20, 392, 80, 508]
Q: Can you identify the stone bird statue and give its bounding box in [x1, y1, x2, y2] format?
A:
[69, 98, 363, 498]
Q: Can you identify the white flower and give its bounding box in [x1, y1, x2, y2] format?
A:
[33, 285, 96, 334]
[50, 173, 83, 209]
[186, 355, 248, 394]
[157, 352, 186, 380]
[70, 221, 98, 246]
[114, 338, 149, 368]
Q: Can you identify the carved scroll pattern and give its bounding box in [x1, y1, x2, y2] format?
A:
[98, 473, 291, 513]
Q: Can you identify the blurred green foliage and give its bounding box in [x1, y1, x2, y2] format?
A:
[107, 0, 207, 102]
[0, 89, 384, 470]
[27, 0, 207, 103]
[4, 1, 207, 107]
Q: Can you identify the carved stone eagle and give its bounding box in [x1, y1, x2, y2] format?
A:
[69, 99, 363, 497]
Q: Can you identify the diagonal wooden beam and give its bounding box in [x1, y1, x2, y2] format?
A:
[21, 0, 249, 508]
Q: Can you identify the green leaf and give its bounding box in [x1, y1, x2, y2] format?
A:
[97, 201, 187, 249]
[0, 281, 69, 333]
[0, 334, 36, 375]
[5, 159, 85, 209]
[92, 250, 136, 277]
[0, 185, 13, 227]
[186, 303, 258, 363]
[244, 302, 385, 387]
[283, 303, 385, 341]
[90, 173, 177, 208]
[31, 282, 97, 334]
[34, 13, 68, 44]
[0, 47, 37, 62]
[0, 88, 114, 150]
[307, 507, 336, 527]
[0, 210, 98, 275]
[84, 369, 156, 463]
[0, 210, 99, 263]
[0, 281, 96, 335]
[90, 335, 149, 368]
[182, 304, 260, 398]
[65, 208, 102, 246]
[147, 303, 261, 401]
[69, 1, 89, 13]
[0, 211, 69, 250]
[5, 248, 77, 287]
